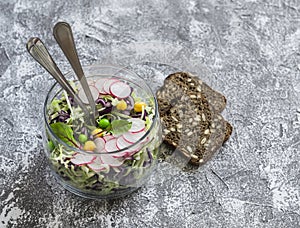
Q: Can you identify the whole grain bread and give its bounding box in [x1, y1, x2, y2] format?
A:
[156, 72, 232, 165]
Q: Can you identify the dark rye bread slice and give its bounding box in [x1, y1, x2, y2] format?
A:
[158, 72, 227, 114]
[159, 96, 231, 165]
[156, 72, 232, 165]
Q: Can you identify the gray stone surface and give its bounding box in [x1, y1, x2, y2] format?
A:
[1, 0, 300, 227]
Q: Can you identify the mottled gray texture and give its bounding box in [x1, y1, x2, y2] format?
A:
[1, 0, 300, 227]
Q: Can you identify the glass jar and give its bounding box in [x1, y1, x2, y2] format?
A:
[42, 64, 162, 199]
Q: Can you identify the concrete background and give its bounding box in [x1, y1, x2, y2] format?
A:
[1, 0, 300, 227]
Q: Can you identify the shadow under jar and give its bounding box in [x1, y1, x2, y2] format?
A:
[43, 64, 162, 199]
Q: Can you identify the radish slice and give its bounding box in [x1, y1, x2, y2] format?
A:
[114, 137, 144, 158]
[123, 130, 146, 143]
[100, 153, 124, 167]
[110, 81, 131, 99]
[78, 85, 99, 104]
[115, 137, 133, 157]
[128, 118, 145, 133]
[104, 138, 118, 152]
[88, 162, 109, 172]
[113, 151, 135, 158]
[94, 138, 105, 152]
[103, 79, 119, 94]
[103, 135, 115, 142]
[95, 78, 109, 94]
[88, 157, 108, 171]
[112, 152, 129, 158]
[71, 153, 96, 165]
[116, 136, 133, 150]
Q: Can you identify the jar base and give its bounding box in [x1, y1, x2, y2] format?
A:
[51, 172, 142, 200]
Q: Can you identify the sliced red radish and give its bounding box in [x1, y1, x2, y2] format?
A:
[104, 138, 118, 152]
[114, 136, 144, 158]
[87, 157, 107, 171]
[103, 78, 119, 94]
[71, 153, 96, 165]
[116, 144, 141, 158]
[116, 136, 133, 150]
[78, 85, 99, 104]
[123, 130, 146, 143]
[94, 138, 105, 152]
[112, 152, 129, 158]
[118, 148, 139, 158]
[95, 78, 109, 94]
[88, 162, 109, 172]
[109, 81, 131, 99]
[113, 137, 133, 157]
[128, 118, 145, 133]
[103, 135, 115, 142]
[100, 153, 125, 167]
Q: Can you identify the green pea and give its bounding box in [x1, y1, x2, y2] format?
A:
[98, 118, 110, 129]
[48, 140, 55, 151]
[78, 134, 88, 143]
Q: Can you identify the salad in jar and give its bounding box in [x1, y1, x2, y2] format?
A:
[44, 66, 162, 199]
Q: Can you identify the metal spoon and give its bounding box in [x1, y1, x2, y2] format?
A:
[53, 22, 97, 119]
[26, 37, 93, 124]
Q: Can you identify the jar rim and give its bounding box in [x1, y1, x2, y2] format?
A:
[43, 64, 159, 155]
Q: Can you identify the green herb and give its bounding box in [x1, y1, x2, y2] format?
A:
[50, 98, 62, 113]
[50, 122, 79, 148]
[47, 140, 55, 151]
[145, 116, 152, 130]
[101, 95, 114, 101]
[111, 119, 132, 136]
[131, 91, 141, 102]
[111, 98, 119, 106]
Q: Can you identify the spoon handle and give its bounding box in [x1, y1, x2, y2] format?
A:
[53, 22, 96, 119]
[26, 37, 92, 122]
